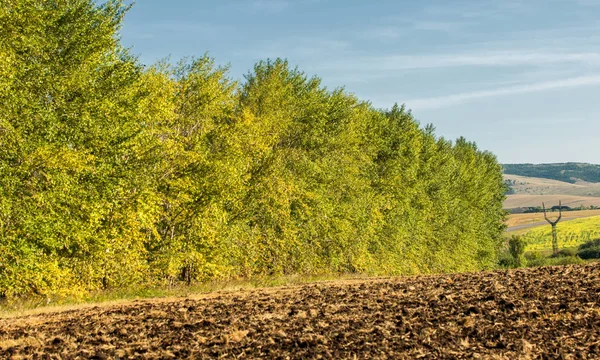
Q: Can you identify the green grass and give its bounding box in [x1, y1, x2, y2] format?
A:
[523, 251, 586, 267]
[519, 216, 600, 252]
[0, 273, 371, 317]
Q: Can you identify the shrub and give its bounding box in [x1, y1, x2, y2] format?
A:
[576, 239, 600, 260]
[577, 246, 600, 260]
[546, 256, 585, 266]
[524, 252, 544, 262]
[579, 238, 600, 250]
[497, 252, 514, 269]
[551, 248, 576, 258]
[508, 235, 527, 267]
[527, 256, 585, 267]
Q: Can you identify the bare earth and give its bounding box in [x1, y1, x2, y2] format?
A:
[1, 264, 599, 359]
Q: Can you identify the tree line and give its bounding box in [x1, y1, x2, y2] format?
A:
[503, 163, 600, 184]
[0, 0, 506, 298]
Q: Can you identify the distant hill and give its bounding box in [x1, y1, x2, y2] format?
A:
[502, 163, 600, 210]
[503, 174, 600, 197]
[502, 163, 600, 184]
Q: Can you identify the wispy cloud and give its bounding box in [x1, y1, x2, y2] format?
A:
[237, 37, 352, 61]
[122, 28, 157, 40]
[573, 0, 600, 6]
[219, 0, 293, 14]
[362, 26, 404, 40]
[404, 75, 600, 109]
[248, 0, 290, 12]
[150, 21, 233, 39]
[321, 51, 600, 73]
[412, 20, 463, 32]
[363, 20, 464, 40]
[422, 0, 535, 21]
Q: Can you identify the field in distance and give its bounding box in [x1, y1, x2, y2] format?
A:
[1, 264, 599, 358]
[504, 173, 600, 197]
[506, 209, 600, 230]
[503, 174, 600, 210]
[511, 215, 600, 252]
[504, 194, 600, 209]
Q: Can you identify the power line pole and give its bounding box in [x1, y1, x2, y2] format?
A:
[543, 201, 563, 255]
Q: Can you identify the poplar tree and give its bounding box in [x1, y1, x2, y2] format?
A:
[0, 0, 507, 298]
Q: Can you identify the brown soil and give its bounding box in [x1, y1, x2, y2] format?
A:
[1, 264, 599, 359]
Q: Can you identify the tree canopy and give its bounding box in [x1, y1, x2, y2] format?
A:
[503, 163, 600, 184]
[0, 0, 507, 298]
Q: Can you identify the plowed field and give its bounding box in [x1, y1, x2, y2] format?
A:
[1, 264, 600, 359]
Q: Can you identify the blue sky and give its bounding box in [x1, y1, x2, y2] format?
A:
[120, 0, 600, 164]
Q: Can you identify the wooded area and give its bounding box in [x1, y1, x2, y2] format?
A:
[0, 0, 506, 298]
[503, 163, 600, 184]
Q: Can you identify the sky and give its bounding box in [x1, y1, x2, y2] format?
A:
[119, 0, 600, 164]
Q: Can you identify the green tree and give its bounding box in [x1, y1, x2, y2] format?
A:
[508, 235, 527, 267]
[0, 1, 509, 298]
[147, 56, 239, 284]
[0, 0, 158, 296]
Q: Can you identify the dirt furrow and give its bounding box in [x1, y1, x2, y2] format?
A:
[1, 264, 599, 359]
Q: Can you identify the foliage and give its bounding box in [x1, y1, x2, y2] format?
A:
[0, 0, 507, 298]
[579, 238, 600, 249]
[503, 179, 516, 195]
[508, 235, 526, 267]
[497, 251, 518, 269]
[524, 251, 544, 263]
[577, 238, 600, 259]
[551, 248, 576, 258]
[525, 255, 585, 267]
[503, 163, 600, 184]
[577, 247, 600, 260]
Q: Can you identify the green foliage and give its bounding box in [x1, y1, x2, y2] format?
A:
[503, 163, 600, 184]
[551, 248, 576, 258]
[0, 0, 508, 298]
[577, 238, 600, 259]
[525, 255, 585, 267]
[579, 238, 600, 249]
[497, 251, 516, 269]
[0, 0, 151, 297]
[577, 247, 600, 260]
[524, 251, 544, 263]
[508, 235, 526, 267]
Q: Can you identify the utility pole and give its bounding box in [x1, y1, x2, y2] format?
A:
[543, 201, 563, 255]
